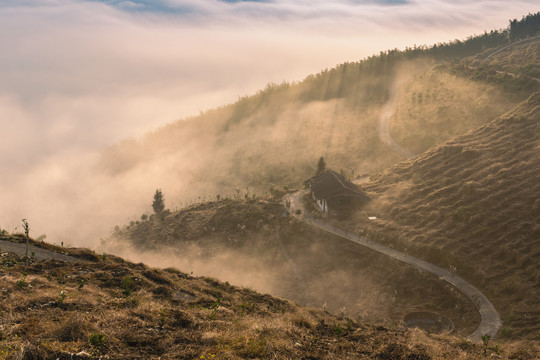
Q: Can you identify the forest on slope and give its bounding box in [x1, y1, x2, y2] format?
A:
[96, 14, 539, 217]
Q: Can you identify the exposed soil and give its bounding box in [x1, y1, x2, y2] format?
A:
[0, 238, 80, 264]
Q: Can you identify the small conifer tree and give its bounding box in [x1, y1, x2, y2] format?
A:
[316, 156, 326, 176]
[152, 189, 165, 214]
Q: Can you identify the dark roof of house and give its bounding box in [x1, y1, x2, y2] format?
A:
[310, 170, 369, 200]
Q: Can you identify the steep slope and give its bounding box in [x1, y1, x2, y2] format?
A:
[0, 238, 538, 359]
[342, 93, 540, 339]
[386, 67, 528, 155]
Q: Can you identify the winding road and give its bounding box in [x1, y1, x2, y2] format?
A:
[270, 42, 531, 339]
[0, 239, 80, 263]
[485, 35, 540, 60]
[283, 190, 501, 342]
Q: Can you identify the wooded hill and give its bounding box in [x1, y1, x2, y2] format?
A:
[97, 14, 539, 213]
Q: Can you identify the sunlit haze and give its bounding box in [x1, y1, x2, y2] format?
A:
[0, 0, 538, 244]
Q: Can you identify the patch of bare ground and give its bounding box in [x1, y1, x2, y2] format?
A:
[0, 245, 537, 359]
[337, 92, 540, 341]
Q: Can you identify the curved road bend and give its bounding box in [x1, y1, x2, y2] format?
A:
[485, 35, 540, 60]
[283, 190, 501, 342]
[0, 239, 80, 263]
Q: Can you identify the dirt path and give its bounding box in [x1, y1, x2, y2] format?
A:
[376, 77, 416, 159]
[485, 35, 540, 60]
[0, 240, 81, 263]
[484, 37, 540, 83]
[283, 190, 501, 342]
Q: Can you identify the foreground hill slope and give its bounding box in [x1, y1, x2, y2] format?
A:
[349, 92, 540, 340]
[0, 238, 538, 359]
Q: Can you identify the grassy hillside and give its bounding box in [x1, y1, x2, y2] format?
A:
[98, 17, 539, 346]
[333, 92, 540, 340]
[3, 12, 540, 360]
[0, 238, 538, 359]
[387, 66, 529, 154]
[108, 197, 481, 337]
[96, 63, 528, 207]
[465, 36, 540, 78]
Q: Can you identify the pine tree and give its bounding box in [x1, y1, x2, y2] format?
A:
[152, 189, 165, 214]
[316, 156, 326, 176]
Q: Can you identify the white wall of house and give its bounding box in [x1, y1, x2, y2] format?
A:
[319, 198, 327, 212]
[312, 191, 327, 212]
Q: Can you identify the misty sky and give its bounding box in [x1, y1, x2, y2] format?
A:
[0, 0, 538, 239]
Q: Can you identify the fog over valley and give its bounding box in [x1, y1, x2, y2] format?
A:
[0, 0, 538, 244]
[1, 2, 540, 357]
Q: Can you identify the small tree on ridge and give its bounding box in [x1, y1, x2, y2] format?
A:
[152, 189, 165, 214]
[316, 156, 326, 176]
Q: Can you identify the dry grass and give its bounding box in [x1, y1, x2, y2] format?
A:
[109, 196, 482, 338]
[389, 69, 523, 154]
[339, 92, 540, 341]
[466, 37, 540, 78]
[0, 247, 537, 359]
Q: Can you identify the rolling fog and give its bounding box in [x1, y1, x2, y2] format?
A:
[0, 59, 521, 323]
[1, 2, 537, 328]
[1, 0, 537, 246]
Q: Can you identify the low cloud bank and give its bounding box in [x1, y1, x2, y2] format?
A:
[0, 0, 537, 244]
